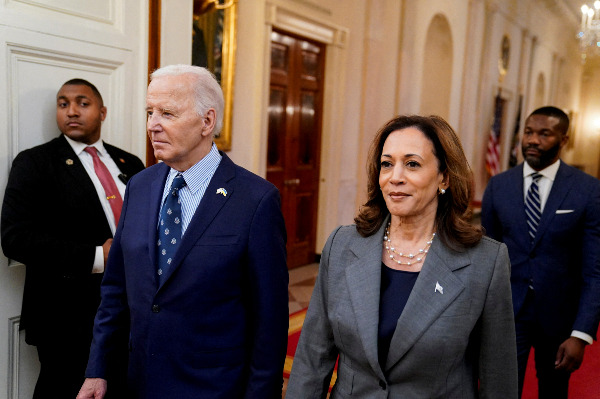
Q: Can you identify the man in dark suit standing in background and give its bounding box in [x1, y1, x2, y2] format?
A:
[1, 79, 145, 398]
[481, 106, 600, 398]
[77, 65, 288, 399]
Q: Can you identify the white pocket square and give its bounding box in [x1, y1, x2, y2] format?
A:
[555, 209, 574, 214]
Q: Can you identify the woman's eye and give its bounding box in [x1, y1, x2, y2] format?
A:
[406, 161, 420, 168]
[381, 161, 392, 168]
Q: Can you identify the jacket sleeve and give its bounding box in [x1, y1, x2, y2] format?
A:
[243, 186, 290, 399]
[478, 243, 518, 398]
[285, 226, 342, 399]
[1, 150, 97, 276]
[574, 180, 600, 338]
[85, 184, 132, 379]
[481, 178, 502, 242]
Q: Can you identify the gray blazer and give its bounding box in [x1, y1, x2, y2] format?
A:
[286, 220, 517, 399]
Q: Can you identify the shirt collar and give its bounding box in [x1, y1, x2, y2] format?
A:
[523, 159, 561, 182]
[63, 134, 107, 157]
[168, 143, 222, 194]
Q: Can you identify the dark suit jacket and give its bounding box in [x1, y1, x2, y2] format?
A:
[85, 153, 289, 399]
[481, 162, 600, 339]
[1, 134, 144, 345]
[286, 218, 517, 399]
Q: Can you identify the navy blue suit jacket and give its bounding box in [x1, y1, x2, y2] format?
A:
[86, 153, 289, 398]
[481, 162, 600, 339]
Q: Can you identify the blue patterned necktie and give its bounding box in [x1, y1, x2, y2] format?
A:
[525, 173, 542, 242]
[157, 173, 186, 284]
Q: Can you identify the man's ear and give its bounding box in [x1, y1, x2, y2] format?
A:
[201, 109, 217, 137]
[561, 134, 569, 148]
[100, 106, 107, 122]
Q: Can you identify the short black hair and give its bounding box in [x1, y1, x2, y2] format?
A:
[528, 106, 569, 135]
[61, 78, 104, 106]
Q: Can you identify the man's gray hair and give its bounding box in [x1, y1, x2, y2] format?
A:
[150, 64, 225, 136]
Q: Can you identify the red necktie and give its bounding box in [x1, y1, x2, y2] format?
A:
[84, 147, 123, 224]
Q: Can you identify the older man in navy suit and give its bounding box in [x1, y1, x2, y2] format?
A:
[77, 65, 288, 399]
[482, 106, 600, 398]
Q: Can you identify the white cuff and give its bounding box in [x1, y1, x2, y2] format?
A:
[91, 246, 105, 274]
[571, 330, 593, 345]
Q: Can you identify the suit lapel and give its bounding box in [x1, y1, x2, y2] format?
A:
[344, 219, 387, 380]
[508, 165, 530, 241]
[104, 143, 133, 181]
[55, 136, 99, 199]
[148, 164, 170, 278]
[532, 163, 574, 248]
[158, 154, 235, 289]
[385, 239, 468, 370]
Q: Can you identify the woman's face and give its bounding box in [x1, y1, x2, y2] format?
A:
[379, 128, 446, 221]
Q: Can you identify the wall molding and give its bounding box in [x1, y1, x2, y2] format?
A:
[6, 42, 125, 165]
[7, 316, 21, 399]
[10, 0, 116, 25]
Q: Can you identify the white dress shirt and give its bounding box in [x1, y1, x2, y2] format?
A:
[160, 143, 222, 235]
[64, 135, 126, 273]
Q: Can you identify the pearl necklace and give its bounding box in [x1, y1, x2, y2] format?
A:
[383, 222, 435, 266]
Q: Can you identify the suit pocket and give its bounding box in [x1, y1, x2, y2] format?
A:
[194, 234, 240, 246]
[334, 361, 354, 395]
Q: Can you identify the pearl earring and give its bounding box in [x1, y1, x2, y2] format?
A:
[439, 188, 446, 195]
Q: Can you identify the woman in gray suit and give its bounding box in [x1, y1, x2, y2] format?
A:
[287, 115, 517, 398]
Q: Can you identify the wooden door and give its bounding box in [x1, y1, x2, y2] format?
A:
[266, 30, 325, 269]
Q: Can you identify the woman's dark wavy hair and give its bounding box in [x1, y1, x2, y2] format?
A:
[354, 115, 483, 249]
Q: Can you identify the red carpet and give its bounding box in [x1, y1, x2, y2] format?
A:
[286, 309, 600, 397]
[522, 330, 600, 398]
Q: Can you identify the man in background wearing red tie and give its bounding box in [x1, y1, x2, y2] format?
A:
[1, 79, 145, 398]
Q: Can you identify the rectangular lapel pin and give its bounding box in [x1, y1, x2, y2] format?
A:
[435, 281, 444, 294]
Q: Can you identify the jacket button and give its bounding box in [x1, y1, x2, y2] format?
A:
[379, 380, 386, 390]
[152, 304, 160, 313]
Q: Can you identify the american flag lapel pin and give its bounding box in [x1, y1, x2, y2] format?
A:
[435, 281, 444, 294]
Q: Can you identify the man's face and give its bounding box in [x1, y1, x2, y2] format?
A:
[146, 74, 215, 171]
[56, 84, 106, 145]
[521, 114, 567, 170]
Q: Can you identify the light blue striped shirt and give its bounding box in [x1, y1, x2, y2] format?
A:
[159, 144, 222, 235]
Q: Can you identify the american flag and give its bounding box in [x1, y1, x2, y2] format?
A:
[509, 95, 523, 168]
[485, 92, 504, 177]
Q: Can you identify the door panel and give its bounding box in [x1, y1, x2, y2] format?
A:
[267, 30, 325, 269]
